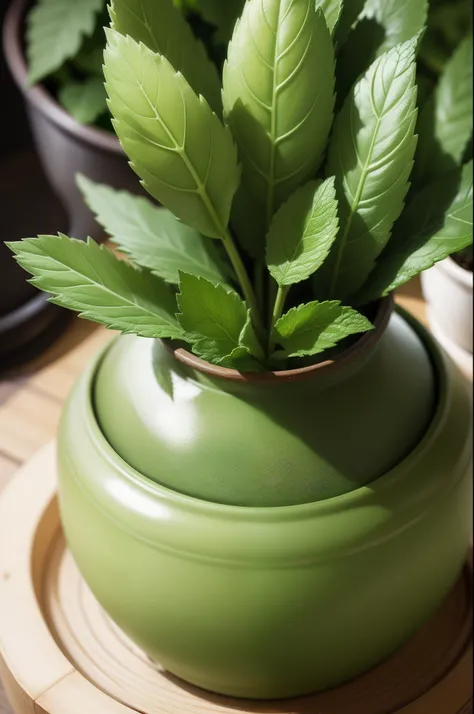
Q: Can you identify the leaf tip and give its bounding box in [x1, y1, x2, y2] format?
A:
[75, 172, 89, 193]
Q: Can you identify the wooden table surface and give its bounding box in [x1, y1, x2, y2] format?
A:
[0, 279, 429, 714]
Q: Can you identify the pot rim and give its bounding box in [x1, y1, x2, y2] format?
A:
[74, 307, 470, 523]
[167, 297, 393, 384]
[0, 290, 52, 332]
[2, 0, 123, 154]
[441, 257, 474, 289]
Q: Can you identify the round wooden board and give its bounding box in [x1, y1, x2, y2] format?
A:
[0, 443, 472, 714]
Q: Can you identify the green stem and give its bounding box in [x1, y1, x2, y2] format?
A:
[267, 278, 277, 327]
[254, 260, 264, 311]
[222, 231, 265, 341]
[268, 285, 289, 355]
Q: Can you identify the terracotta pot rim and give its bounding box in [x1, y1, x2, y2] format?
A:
[167, 297, 393, 383]
[2, 0, 122, 154]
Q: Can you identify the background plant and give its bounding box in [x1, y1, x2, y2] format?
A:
[418, 0, 473, 78]
[26, 0, 109, 126]
[25, 0, 227, 125]
[12, 0, 473, 375]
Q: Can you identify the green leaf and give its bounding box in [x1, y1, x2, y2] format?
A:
[27, 0, 103, 85]
[223, 0, 335, 230]
[230, 187, 267, 259]
[356, 162, 474, 302]
[7, 235, 182, 339]
[361, 0, 428, 57]
[315, 0, 343, 35]
[58, 78, 107, 125]
[198, 0, 245, 44]
[109, 0, 221, 113]
[334, 0, 366, 48]
[319, 39, 418, 301]
[104, 31, 240, 240]
[464, 137, 473, 165]
[414, 35, 473, 187]
[177, 272, 249, 363]
[419, 0, 472, 75]
[153, 359, 175, 400]
[217, 347, 263, 371]
[416, 73, 435, 113]
[217, 312, 265, 371]
[239, 311, 265, 360]
[77, 175, 232, 285]
[266, 178, 339, 287]
[336, 0, 427, 106]
[274, 301, 374, 358]
[173, 0, 200, 11]
[73, 24, 107, 77]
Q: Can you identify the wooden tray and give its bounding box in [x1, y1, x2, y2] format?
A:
[0, 443, 472, 714]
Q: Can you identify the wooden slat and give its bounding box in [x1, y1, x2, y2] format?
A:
[0, 687, 13, 714]
[0, 454, 20, 494]
[0, 390, 61, 464]
[0, 321, 113, 467]
[396, 276, 427, 327]
[56, 327, 113, 379]
[18, 320, 112, 403]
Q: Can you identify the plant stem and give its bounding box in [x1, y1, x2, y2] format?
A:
[267, 278, 277, 326]
[222, 231, 265, 340]
[254, 260, 264, 311]
[268, 285, 288, 355]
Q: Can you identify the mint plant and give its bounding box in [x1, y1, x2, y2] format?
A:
[25, 0, 226, 126]
[419, 0, 473, 77]
[26, 0, 109, 125]
[11, 0, 473, 374]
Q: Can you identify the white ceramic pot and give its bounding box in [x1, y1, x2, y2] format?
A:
[421, 258, 473, 379]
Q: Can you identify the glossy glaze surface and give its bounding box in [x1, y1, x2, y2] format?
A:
[94, 310, 436, 506]
[57, 311, 472, 698]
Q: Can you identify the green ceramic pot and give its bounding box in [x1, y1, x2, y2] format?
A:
[93, 299, 437, 507]
[57, 303, 472, 699]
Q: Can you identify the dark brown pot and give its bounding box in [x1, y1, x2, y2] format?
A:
[0, 0, 71, 371]
[0, 153, 70, 372]
[2, 0, 139, 241]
